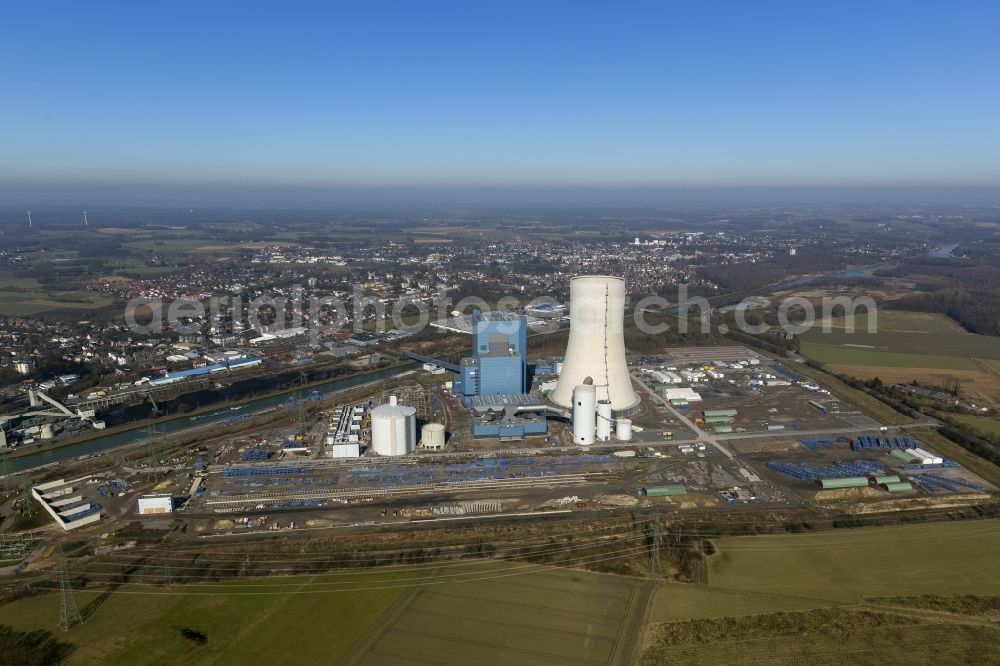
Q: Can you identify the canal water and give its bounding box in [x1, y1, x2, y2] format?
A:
[928, 242, 959, 258]
[6, 363, 413, 473]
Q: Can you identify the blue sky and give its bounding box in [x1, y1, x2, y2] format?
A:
[2, 1, 999, 201]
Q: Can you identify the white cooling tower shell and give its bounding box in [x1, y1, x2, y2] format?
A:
[573, 384, 597, 446]
[551, 276, 638, 414]
[596, 400, 612, 441]
[371, 403, 416, 456]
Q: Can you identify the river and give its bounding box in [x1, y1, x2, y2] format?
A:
[5, 363, 414, 473]
[928, 242, 960, 258]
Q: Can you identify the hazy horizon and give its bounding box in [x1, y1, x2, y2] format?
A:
[2, 183, 1000, 210]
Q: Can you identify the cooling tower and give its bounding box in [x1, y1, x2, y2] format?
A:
[550, 276, 639, 414]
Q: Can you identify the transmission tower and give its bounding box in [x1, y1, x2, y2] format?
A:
[163, 540, 173, 587]
[57, 552, 83, 630]
[649, 511, 663, 575]
[0, 453, 9, 494]
[146, 423, 163, 480]
[20, 478, 36, 517]
[297, 392, 306, 434]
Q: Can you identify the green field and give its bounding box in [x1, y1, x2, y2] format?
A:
[643, 519, 1000, 664]
[709, 519, 1000, 602]
[342, 562, 653, 666]
[0, 289, 116, 316]
[123, 239, 220, 253]
[652, 519, 1000, 622]
[799, 342, 980, 370]
[0, 571, 415, 665]
[800, 309, 1000, 377]
[0, 275, 41, 290]
[817, 310, 968, 335]
[0, 561, 652, 665]
[948, 414, 1000, 438]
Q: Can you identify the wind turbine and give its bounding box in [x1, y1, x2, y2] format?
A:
[26, 210, 32, 229]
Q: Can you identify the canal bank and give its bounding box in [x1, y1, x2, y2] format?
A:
[2, 362, 416, 474]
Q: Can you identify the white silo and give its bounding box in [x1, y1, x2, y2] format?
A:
[550, 276, 638, 414]
[371, 402, 416, 456]
[615, 418, 633, 441]
[596, 400, 612, 441]
[421, 422, 446, 450]
[573, 384, 597, 445]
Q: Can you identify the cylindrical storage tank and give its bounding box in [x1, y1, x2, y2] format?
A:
[550, 276, 639, 414]
[643, 485, 686, 497]
[596, 400, 612, 441]
[874, 475, 901, 485]
[421, 423, 445, 449]
[890, 449, 914, 463]
[818, 477, 870, 489]
[883, 481, 913, 492]
[615, 417, 633, 441]
[573, 384, 597, 445]
[370, 403, 416, 456]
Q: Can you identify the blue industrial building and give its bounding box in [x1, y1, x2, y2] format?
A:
[450, 311, 547, 439]
[454, 311, 527, 402]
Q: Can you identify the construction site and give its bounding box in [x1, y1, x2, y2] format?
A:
[8, 277, 989, 541]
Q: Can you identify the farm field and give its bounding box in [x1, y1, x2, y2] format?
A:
[642, 609, 999, 665]
[643, 519, 1000, 664]
[0, 274, 41, 290]
[798, 343, 979, 370]
[706, 519, 1000, 603]
[799, 309, 1000, 404]
[342, 562, 654, 666]
[0, 561, 653, 665]
[0, 289, 116, 316]
[651, 519, 1000, 622]
[0, 571, 415, 665]
[800, 309, 1000, 361]
[123, 238, 235, 253]
[815, 310, 968, 334]
[949, 413, 1000, 438]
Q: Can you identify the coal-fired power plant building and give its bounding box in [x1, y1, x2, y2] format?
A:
[551, 276, 639, 415]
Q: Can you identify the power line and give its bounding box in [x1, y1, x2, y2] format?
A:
[48, 532, 653, 582]
[31, 545, 652, 598]
[57, 551, 83, 630]
[650, 509, 662, 574]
